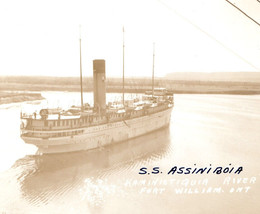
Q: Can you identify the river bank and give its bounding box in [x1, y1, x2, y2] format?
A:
[1, 76, 260, 95]
[0, 92, 44, 105]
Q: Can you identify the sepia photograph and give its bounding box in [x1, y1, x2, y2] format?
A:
[0, 0, 259, 213]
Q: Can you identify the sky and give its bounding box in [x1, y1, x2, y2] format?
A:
[0, 0, 259, 77]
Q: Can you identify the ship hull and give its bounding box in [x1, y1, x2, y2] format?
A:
[22, 107, 173, 154]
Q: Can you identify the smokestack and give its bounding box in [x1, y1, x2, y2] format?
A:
[93, 59, 106, 112]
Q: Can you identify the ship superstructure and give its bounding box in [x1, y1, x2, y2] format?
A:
[20, 31, 174, 154]
[20, 61, 173, 153]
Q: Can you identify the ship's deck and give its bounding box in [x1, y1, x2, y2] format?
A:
[20, 92, 174, 140]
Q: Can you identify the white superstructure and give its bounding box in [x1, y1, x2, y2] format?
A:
[21, 103, 173, 154]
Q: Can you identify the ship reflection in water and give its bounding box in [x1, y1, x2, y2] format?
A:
[14, 127, 171, 212]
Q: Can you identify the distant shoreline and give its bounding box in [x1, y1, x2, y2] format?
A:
[1, 76, 260, 95]
[0, 88, 259, 106]
[1, 86, 260, 95]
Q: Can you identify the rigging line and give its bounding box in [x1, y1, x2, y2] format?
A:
[79, 25, 84, 111]
[226, 0, 260, 27]
[156, 0, 259, 71]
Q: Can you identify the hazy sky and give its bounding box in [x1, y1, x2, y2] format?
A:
[0, 0, 259, 77]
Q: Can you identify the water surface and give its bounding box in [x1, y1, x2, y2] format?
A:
[0, 93, 259, 214]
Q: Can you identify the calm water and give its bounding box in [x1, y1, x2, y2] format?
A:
[0, 93, 259, 214]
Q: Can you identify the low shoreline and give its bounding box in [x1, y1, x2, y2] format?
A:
[2, 89, 257, 106]
[0, 92, 44, 105]
[1, 83, 260, 95]
[1, 76, 260, 95]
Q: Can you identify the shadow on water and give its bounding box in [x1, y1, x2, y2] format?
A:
[12, 127, 172, 205]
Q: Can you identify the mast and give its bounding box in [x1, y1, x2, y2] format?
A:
[122, 27, 125, 105]
[79, 25, 83, 111]
[152, 43, 155, 97]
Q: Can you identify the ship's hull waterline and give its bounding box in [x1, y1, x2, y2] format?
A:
[22, 107, 173, 154]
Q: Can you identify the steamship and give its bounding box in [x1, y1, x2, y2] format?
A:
[20, 33, 174, 154]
